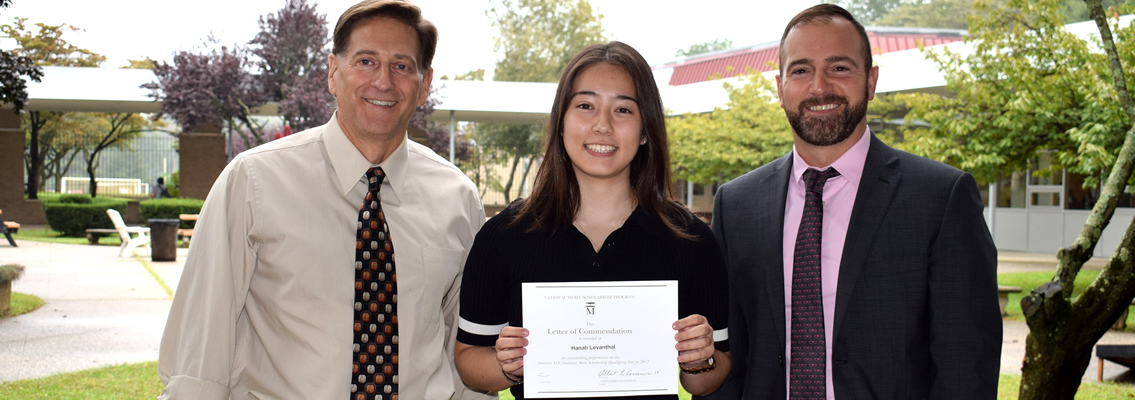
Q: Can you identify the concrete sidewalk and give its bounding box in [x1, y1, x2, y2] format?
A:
[0, 239, 186, 383]
[0, 239, 1133, 385]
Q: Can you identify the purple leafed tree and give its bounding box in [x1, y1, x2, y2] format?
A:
[250, 0, 334, 131]
[143, 42, 267, 144]
[144, 0, 332, 153]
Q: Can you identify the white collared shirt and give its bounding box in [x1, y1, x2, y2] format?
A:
[158, 113, 487, 400]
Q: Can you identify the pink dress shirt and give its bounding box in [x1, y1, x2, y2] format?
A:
[782, 128, 872, 400]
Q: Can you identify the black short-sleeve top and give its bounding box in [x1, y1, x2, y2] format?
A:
[457, 203, 729, 400]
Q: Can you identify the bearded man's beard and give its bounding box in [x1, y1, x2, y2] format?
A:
[786, 92, 868, 147]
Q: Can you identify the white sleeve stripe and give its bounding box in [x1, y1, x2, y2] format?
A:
[713, 328, 729, 342]
[458, 317, 507, 336]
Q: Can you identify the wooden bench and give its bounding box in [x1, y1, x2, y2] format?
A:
[85, 228, 119, 245]
[998, 285, 1022, 316]
[178, 214, 198, 246]
[0, 209, 16, 247]
[1097, 344, 1135, 381]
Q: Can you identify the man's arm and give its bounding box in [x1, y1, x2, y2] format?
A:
[927, 172, 1000, 399]
[158, 160, 256, 400]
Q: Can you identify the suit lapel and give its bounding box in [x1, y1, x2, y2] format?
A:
[833, 135, 901, 339]
[758, 153, 793, 347]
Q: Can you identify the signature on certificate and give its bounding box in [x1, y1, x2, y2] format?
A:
[597, 369, 662, 378]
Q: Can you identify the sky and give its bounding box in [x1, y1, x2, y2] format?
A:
[1, 0, 819, 80]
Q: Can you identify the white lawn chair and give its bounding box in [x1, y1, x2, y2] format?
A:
[106, 209, 150, 257]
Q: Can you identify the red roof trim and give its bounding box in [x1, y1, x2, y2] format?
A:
[664, 32, 963, 86]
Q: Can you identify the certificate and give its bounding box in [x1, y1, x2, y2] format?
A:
[521, 280, 678, 398]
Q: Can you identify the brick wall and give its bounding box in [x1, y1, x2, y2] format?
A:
[178, 126, 226, 201]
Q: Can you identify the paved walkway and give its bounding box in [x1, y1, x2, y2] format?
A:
[1, 240, 1133, 385]
[0, 239, 185, 383]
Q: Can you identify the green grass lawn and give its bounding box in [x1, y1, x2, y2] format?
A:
[997, 373, 1135, 398]
[1, 292, 45, 319]
[998, 270, 1135, 332]
[12, 228, 190, 248]
[0, 362, 1128, 400]
[0, 361, 164, 400]
[10, 228, 121, 246]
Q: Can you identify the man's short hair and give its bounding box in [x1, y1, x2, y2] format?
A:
[779, 4, 872, 75]
[332, 0, 438, 71]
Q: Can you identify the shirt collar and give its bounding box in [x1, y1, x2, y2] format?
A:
[324, 112, 409, 206]
[790, 126, 872, 189]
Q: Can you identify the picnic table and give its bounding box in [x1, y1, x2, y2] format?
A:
[179, 214, 198, 245]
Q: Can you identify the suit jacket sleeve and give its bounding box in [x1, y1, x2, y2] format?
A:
[928, 172, 1000, 399]
[700, 184, 745, 400]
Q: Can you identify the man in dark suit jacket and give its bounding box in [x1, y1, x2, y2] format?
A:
[706, 4, 1000, 399]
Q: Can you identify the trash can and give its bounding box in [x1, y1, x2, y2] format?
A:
[149, 219, 179, 262]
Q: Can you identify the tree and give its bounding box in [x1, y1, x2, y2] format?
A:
[873, 0, 991, 29]
[77, 113, 155, 197]
[675, 39, 734, 57]
[2, 16, 105, 198]
[832, 0, 921, 24]
[0, 0, 39, 115]
[146, 0, 332, 151]
[900, 0, 1135, 397]
[482, 0, 607, 202]
[668, 72, 793, 185]
[250, 0, 334, 131]
[1061, 0, 1135, 22]
[145, 39, 269, 150]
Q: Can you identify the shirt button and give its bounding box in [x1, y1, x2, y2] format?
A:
[592, 261, 600, 268]
[606, 242, 614, 247]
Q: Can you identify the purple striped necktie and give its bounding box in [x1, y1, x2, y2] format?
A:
[790, 167, 840, 399]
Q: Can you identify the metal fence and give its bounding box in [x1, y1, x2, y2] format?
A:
[35, 131, 179, 198]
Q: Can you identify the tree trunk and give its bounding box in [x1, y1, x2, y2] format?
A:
[87, 158, 98, 198]
[1018, 1, 1135, 398]
[26, 111, 42, 198]
[501, 154, 522, 203]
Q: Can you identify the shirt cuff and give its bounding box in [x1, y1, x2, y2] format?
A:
[159, 374, 231, 400]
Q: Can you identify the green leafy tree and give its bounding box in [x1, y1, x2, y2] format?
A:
[77, 113, 158, 197]
[1060, 0, 1135, 21]
[902, 0, 1135, 397]
[0, 0, 42, 114]
[2, 17, 105, 199]
[873, 0, 995, 28]
[833, 0, 921, 24]
[481, 0, 607, 203]
[668, 72, 793, 185]
[675, 39, 734, 57]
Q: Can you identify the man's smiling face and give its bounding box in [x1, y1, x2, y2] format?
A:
[776, 18, 877, 147]
[328, 16, 432, 143]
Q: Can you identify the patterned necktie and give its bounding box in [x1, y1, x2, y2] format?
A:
[790, 167, 840, 399]
[353, 167, 398, 400]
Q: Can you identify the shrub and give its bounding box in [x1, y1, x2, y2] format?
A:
[0, 264, 24, 284]
[168, 171, 180, 198]
[57, 194, 92, 204]
[41, 195, 127, 237]
[139, 198, 203, 229]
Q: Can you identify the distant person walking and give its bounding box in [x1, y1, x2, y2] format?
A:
[152, 177, 171, 199]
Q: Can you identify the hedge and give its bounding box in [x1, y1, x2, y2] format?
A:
[41, 195, 127, 237]
[139, 198, 204, 229]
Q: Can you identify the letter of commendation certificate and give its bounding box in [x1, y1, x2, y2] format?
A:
[521, 280, 678, 398]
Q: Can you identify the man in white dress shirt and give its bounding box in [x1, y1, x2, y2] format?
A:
[157, 1, 487, 399]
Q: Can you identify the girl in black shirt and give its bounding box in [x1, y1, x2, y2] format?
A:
[454, 41, 731, 399]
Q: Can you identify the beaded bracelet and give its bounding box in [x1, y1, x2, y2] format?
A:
[680, 355, 717, 375]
